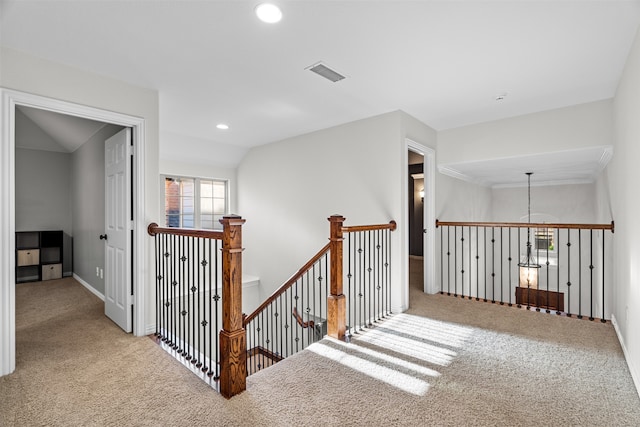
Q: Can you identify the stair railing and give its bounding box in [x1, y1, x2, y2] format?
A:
[243, 215, 397, 375]
[148, 215, 246, 399]
[149, 214, 396, 396]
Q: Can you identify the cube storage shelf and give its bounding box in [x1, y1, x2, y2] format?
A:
[16, 230, 63, 283]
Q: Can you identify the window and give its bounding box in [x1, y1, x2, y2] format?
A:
[163, 176, 228, 230]
[534, 228, 555, 252]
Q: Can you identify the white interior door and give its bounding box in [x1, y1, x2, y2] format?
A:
[104, 128, 132, 332]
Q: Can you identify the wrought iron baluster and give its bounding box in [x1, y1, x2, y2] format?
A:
[491, 227, 496, 304]
[556, 228, 561, 315]
[566, 229, 572, 317]
[578, 230, 583, 319]
[483, 227, 487, 302]
[601, 231, 606, 323]
[468, 226, 472, 300]
[476, 226, 479, 301]
[499, 227, 503, 305]
[446, 227, 451, 295]
[454, 226, 458, 297]
[589, 230, 594, 321]
[508, 228, 512, 306]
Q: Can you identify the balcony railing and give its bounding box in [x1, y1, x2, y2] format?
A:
[435, 220, 614, 321]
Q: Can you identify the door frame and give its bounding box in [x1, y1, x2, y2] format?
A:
[405, 139, 436, 295]
[1, 88, 147, 376]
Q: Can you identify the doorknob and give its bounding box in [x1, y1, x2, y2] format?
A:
[423, 229, 427, 234]
[99, 234, 108, 240]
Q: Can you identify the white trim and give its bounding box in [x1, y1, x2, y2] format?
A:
[0, 89, 17, 376]
[611, 314, 640, 399]
[73, 273, 105, 301]
[406, 139, 437, 296]
[0, 88, 147, 377]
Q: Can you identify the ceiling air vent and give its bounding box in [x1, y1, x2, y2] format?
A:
[306, 62, 346, 83]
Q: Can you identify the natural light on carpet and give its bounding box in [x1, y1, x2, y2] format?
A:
[307, 341, 431, 396]
[307, 314, 474, 396]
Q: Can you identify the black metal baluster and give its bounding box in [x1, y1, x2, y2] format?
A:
[578, 230, 583, 319]
[294, 281, 300, 353]
[508, 228, 512, 306]
[447, 226, 451, 295]
[601, 231, 606, 323]
[483, 227, 487, 302]
[440, 227, 443, 294]
[368, 230, 373, 326]
[171, 234, 177, 346]
[358, 231, 364, 331]
[589, 230, 594, 321]
[347, 233, 353, 334]
[217, 239, 221, 378]
[516, 229, 521, 308]
[491, 227, 496, 304]
[566, 229, 572, 317]
[476, 227, 480, 301]
[468, 226, 472, 300]
[459, 227, 464, 298]
[545, 229, 550, 314]
[499, 228, 504, 305]
[154, 235, 160, 337]
[376, 230, 384, 320]
[556, 228, 561, 315]
[454, 226, 458, 297]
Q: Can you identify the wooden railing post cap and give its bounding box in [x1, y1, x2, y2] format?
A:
[328, 214, 346, 222]
[219, 214, 246, 226]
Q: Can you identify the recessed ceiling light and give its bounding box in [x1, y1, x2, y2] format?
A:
[216, 123, 229, 130]
[255, 3, 282, 23]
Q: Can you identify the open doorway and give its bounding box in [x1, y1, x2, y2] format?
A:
[408, 149, 424, 294]
[404, 139, 436, 304]
[1, 88, 147, 376]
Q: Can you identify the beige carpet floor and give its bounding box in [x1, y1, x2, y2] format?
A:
[1, 272, 639, 426]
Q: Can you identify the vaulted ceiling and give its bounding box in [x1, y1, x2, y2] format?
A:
[3, 1, 639, 183]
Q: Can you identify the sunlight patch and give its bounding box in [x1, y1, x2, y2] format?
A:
[308, 342, 430, 396]
[328, 337, 441, 378]
[357, 328, 457, 366]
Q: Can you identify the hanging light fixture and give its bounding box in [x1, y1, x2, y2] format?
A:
[518, 172, 540, 289]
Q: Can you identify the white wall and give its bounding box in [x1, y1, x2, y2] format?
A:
[492, 183, 597, 223]
[436, 173, 492, 222]
[71, 124, 124, 295]
[438, 99, 613, 165]
[609, 25, 640, 393]
[15, 149, 72, 234]
[238, 111, 437, 313]
[1, 46, 160, 373]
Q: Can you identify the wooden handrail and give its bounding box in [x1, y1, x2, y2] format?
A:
[435, 220, 614, 232]
[342, 220, 397, 233]
[292, 307, 315, 329]
[147, 222, 224, 240]
[247, 346, 284, 363]
[243, 242, 331, 326]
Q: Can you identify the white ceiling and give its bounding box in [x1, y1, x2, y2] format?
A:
[17, 106, 107, 153]
[439, 145, 613, 188]
[2, 1, 639, 183]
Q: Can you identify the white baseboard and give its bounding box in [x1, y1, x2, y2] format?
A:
[611, 314, 640, 399]
[146, 324, 156, 336]
[73, 274, 105, 302]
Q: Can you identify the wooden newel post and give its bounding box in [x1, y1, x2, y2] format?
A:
[219, 215, 247, 398]
[328, 215, 346, 340]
